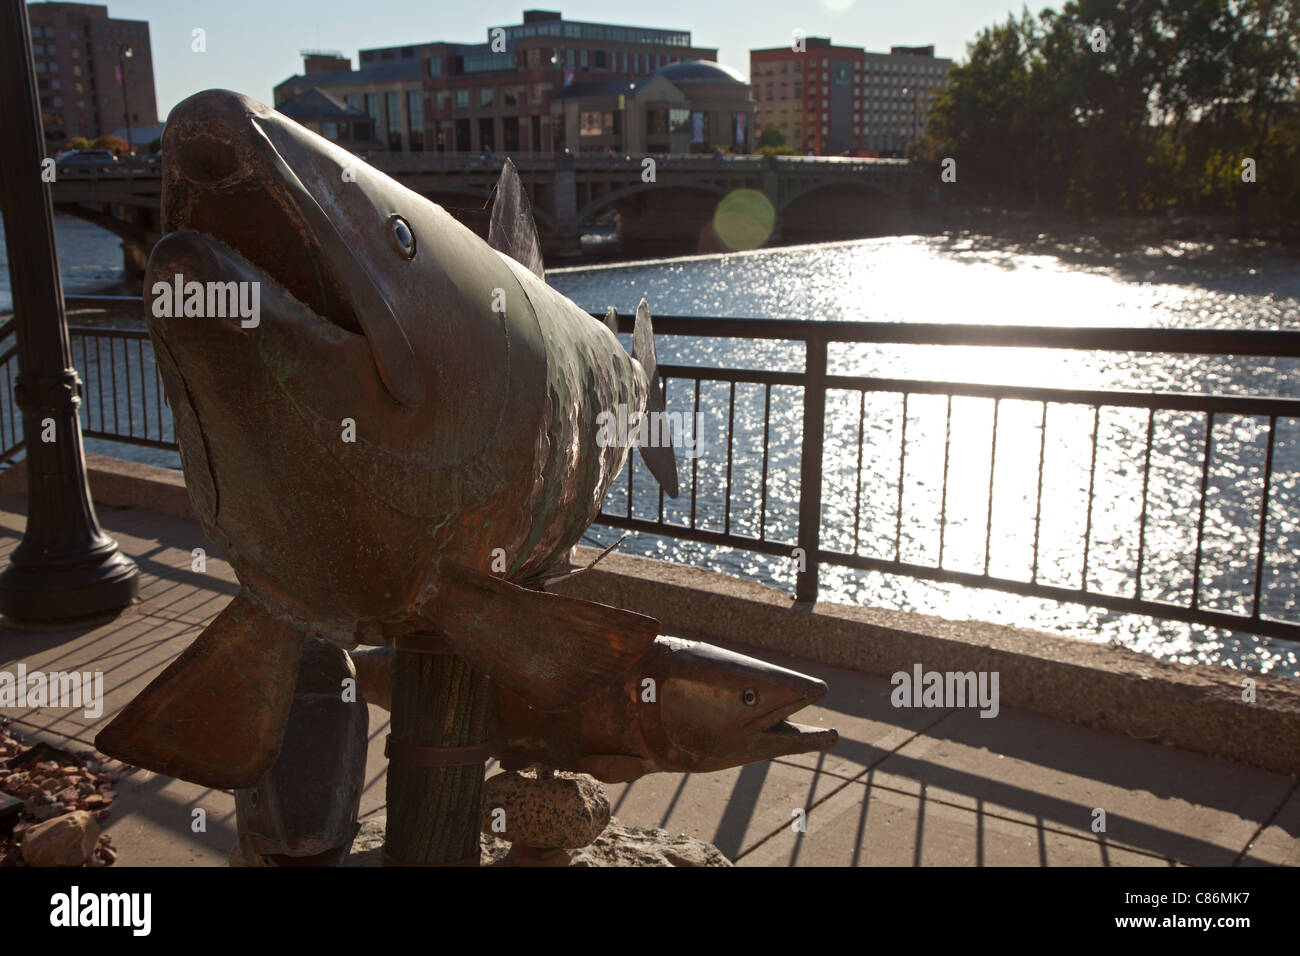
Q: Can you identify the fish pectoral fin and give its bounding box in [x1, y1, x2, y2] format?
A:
[632, 299, 680, 498]
[416, 562, 659, 713]
[577, 754, 655, 783]
[95, 589, 305, 790]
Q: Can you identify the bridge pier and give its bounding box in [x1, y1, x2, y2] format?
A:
[121, 235, 154, 278]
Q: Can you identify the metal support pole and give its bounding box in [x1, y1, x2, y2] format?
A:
[0, 0, 139, 621]
[795, 336, 826, 604]
[119, 45, 133, 156]
[384, 635, 492, 866]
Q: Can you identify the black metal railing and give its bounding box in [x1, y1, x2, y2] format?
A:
[599, 314, 1300, 642]
[0, 295, 175, 464]
[1, 297, 1297, 641]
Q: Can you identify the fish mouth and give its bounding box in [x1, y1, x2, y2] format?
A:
[159, 91, 364, 340]
[747, 693, 838, 751]
[158, 90, 424, 408]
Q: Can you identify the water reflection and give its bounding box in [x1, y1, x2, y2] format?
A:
[552, 236, 1300, 677]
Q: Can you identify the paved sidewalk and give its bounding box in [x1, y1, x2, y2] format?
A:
[0, 495, 1296, 866]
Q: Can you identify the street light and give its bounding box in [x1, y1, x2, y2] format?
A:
[900, 85, 922, 158]
[117, 45, 132, 155]
[0, 0, 139, 621]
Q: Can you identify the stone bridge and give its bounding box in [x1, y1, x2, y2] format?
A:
[40, 153, 915, 271]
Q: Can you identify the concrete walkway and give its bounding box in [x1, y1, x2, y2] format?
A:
[1, 495, 1296, 867]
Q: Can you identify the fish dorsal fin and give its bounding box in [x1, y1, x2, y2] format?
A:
[604, 307, 620, 337]
[632, 299, 680, 498]
[488, 158, 545, 280]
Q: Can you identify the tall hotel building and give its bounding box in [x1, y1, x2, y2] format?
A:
[750, 38, 950, 156]
[27, 1, 159, 147]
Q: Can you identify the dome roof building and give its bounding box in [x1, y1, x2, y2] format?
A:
[551, 59, 754, 154]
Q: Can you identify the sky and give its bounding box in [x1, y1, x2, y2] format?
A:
[53, 0, 1041, 118]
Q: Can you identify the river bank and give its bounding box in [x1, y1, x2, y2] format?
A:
[921, 203, 1300, 250]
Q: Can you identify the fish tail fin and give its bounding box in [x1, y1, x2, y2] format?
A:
[417, 562, 658, 712]
[604, 306, 620, 337]
[95, 589, 305, 790]
[632, 299, 680, 498]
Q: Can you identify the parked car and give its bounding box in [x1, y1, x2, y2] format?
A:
[56, 149, 119, 175]
[143, 149, 163, 170]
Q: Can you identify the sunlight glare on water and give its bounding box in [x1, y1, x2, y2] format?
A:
[551, 235, 1300, 678]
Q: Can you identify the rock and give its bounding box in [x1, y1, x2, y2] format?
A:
[482, 770, 609, 849]
[31, 803, 65, 822]
[20, 810, 100, 867]
[295, 817, 731, 867]
[571, 822, 732, 867]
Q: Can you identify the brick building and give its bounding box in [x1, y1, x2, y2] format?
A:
[273, 10, 718, 155]
[27, 1, 159, 149]
[750, 38, 950, 156]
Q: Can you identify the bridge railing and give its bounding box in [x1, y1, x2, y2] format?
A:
[358, 152, 908, 174]
[47, 151, 910, 179]
[1, 297, 1296, 643]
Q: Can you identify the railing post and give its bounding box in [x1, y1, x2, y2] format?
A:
[796, 336, 827, 604]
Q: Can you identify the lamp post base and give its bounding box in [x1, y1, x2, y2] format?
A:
[0, 546, 138, 621]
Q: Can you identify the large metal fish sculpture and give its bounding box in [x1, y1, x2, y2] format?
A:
[95, 90, 683, 789]
[351, 637, 838, 782]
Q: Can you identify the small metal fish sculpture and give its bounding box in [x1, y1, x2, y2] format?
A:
[351, 637, 838, 782]
[95, 90, 682, 789]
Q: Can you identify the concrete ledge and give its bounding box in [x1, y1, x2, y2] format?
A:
[0, 454, 193, 520]
[7, 456, 1294, 774]
[554, 547, 1300, 777]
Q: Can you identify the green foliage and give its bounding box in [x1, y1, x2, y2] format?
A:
[758, 126, 787, 149]
[67, 136, 94, 151]
[924, 0, 1300, 227]
[92, 134, 129, 154]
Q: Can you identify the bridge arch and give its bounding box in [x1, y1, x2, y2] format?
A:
[777, 177, 902, 211]
[575, 180, 731, 226]
[51, 203, 143, 246]
[777, 179, 907, 242]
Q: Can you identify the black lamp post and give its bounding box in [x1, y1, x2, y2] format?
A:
[118, 45, 133, 155]
[0, 0, 139, 621]
[901, 85, 922, 158]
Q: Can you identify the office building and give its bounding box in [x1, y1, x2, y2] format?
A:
[27, 1, 159, 149]
[550, 60, 753, 154]
[750, 38, 950, 156]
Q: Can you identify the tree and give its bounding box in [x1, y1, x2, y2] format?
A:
[923, 0, 1300, 226]
[92, 134, 129, 155]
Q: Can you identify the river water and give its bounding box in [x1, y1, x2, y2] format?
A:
[3, 216, 1298, 676]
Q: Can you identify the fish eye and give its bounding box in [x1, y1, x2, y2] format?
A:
[742, 689, 758, 707]
[388, 215, 416, 259]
